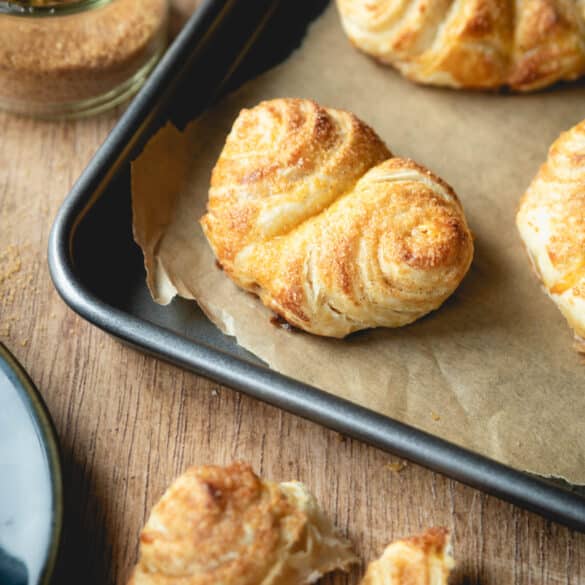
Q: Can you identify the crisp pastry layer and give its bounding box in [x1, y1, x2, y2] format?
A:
[201, 98, 473, 338]
[361, 527, 454, 585]
[336, 0, 585, 91]
[127, 462, 357, 585]
[517, 119, 585, 352]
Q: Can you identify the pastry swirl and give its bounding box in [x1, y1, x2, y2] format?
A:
[128, 462, 357, 585]
[202, 97, 391, 266]
[336, 0, 585, 91]
[201, 99, 473, 338]
[517, 119, 585, 351]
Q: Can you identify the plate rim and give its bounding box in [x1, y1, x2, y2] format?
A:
[0, 343, 63, 585]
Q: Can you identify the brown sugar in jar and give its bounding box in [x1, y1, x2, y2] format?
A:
[0, 0, 168, 117]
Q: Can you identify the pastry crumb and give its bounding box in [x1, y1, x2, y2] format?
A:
[431, 412, 441, 421]
[385, 460, 408, 473]
[129, 463, 358, 584]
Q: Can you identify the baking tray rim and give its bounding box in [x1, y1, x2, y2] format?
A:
[47, 0, 585, 532]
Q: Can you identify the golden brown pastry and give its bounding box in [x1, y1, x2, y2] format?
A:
[201, 98, 473, 338]
[127, 462, 357, 585]
[516, 119, 585, 351]
[361, 527, 454, 585]
[336, 0, 585, 91]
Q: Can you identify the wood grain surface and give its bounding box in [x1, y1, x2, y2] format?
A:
[1, 4, 585, 585]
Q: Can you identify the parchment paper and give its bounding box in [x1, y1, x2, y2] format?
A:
[132, 3, 585, 483]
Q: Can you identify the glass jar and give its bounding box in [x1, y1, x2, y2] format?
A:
[0, 0, 168, 118]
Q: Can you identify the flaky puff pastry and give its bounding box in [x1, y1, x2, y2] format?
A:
[361, 528, 454, 585]
[517, 120, 585, 352]
[336, 0, 585, 91]
[201, 98, 473, 338]
[127, 462, 357, 585]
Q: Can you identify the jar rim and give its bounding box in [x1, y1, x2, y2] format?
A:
[0, 0, 113, 17]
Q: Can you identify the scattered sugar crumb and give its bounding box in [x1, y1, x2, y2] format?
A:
[211, 388, 219, 397]
[0, 245, 22, 285]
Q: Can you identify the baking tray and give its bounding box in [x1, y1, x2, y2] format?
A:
[48, 0, 585, 531]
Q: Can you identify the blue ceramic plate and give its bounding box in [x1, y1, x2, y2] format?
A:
[0, 343, 62, 585]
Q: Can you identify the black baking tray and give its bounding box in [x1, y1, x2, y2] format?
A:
[48, 0, 585, 531]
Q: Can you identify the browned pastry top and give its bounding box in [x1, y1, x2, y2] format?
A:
[336, 0, 585, 91]
[203, 97, 391, 266]
[516, 118, 585, 350]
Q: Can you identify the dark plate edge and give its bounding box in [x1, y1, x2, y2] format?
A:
[47, 0, 585, 532]
[0, 343, 63, 585]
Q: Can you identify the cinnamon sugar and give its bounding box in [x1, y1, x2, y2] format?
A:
[0, 0, 168, 115]
[1, 245, 29, 345]
[0, 245, 22, 286]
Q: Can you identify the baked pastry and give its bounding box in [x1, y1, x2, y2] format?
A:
[361, 527, 454, 585]
[336, 0, 585, 91]
[127, 462, 357, 585]
[201, 98, 473, 338]
[516, 119, 585, 352]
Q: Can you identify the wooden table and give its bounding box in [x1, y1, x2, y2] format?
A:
[1, 6, 584, 585]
